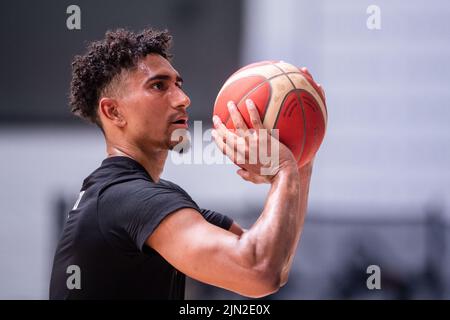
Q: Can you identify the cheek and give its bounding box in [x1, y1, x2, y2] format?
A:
[122, 93, 169, 138]
[130, 107, 168, 137]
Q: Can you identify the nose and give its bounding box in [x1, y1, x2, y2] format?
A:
[171, 86, 191, 110]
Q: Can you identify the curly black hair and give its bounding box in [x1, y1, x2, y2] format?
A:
[70, 28, 173, 127]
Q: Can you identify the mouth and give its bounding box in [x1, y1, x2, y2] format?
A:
[170, 117, 189, 128]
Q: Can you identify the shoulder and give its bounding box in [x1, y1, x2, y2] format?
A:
[158, 179, 190, 195]
[101, 178, 180, 197]
[99, 178, 197, 212]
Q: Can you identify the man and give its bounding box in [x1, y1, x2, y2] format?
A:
[49, 28, 315, 299]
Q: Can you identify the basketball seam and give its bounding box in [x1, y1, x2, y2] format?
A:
[272, 88, 304, 139]
[293, 89, 309, 164]
[272, 64, 308, 164]
[221, 71, 303, 126]
[274, 62, 327, 120]
[224, 80, 272, 128]
[287, 73, 327, 127]
[218, 63, 325, 165]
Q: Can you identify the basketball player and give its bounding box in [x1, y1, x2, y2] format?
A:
[49, 28, 316, 299]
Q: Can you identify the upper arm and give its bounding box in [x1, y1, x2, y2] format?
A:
[146, 208, 277, 298]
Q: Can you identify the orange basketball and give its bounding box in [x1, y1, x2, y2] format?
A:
[213, 60, 327, 167]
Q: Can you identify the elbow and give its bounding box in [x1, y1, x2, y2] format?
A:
[234, 236, 285, 297]
[279, 266, 290, 287]
[242, 267, 283, 298]
[248, 261, 294, 297]
[258, 270, 283, 297]
[280, 273, 289, 288]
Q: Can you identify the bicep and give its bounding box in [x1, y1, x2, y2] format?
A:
[198, 208, 244, 236]
[146, 208, 266, 297]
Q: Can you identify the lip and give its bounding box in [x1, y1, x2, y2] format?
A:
[170, 116, 189, 128]
[170, 122, 189, 129]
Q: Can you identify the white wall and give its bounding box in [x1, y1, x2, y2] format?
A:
[1, 0, 450, 299]
[242, 0, 450, 211]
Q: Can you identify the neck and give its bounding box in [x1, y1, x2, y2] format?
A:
[106, 142, 168, 183]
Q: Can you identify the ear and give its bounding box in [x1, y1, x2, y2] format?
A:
[99, 97, 126, 127]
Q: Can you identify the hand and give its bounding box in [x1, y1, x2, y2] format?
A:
[212, 99, 297, 184]
[300, 67, 325, 100]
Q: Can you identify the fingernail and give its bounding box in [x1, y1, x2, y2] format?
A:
[227, 101, 235, 110]
[213, 115, 219, 123]
[246, 99, 255, 108]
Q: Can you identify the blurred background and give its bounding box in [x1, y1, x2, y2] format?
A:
[1, 0, 449, 299]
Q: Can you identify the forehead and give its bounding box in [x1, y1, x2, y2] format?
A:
[135, 53, 179, 79]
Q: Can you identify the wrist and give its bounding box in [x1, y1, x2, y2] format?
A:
[298, 159, 314, 177]
[272, 161, 299, 184]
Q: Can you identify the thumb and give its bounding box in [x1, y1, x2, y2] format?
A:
[237, 169, 269, 184]
[237, 169, 250, 180]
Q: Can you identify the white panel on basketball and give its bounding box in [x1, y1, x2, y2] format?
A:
[263, 74, 297, 129]
[288, 73, 328, 125]
[218, 63, 283, 97]
[274, 61, 301, 74]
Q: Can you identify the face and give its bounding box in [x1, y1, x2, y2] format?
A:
[115, 53, 191, 152]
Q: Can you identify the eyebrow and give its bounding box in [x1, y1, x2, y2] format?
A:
[143, 74, 183, 86]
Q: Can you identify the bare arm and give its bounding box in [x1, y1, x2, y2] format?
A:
[226, 161, 313, 286]
[147, 168, 301, 297]
[280, 162, 313, 285]
[147, 99, 311, 297]
[236, 163, 301, 287]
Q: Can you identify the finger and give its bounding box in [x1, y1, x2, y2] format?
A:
[212, 129, 236, 161]
[317, 83, 325, 99]
[237, 169, 250, 181]
[300, 67, 312, 78]
[213, 116, 250, 165]
[227, 101, 248, 133]
[249, 173, 270, 184]
[212, 115, 224, 130]
[213, 127, 242, 159]
[217, 131, 248, 166]
[237, 169, 268, 184]
[234, 135, 248, 165]
[246, 99, 264, 130]
[212, 119, 240, 153]
[213, 115, 235, 139]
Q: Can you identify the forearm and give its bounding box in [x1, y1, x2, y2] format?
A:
[288, 163, 313, 254]
[238, 164, 302, 279]
[280, 163, 313, 283]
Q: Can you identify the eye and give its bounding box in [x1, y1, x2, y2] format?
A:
[151, 81, 167, 90]
[175, 81, 183, 89]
